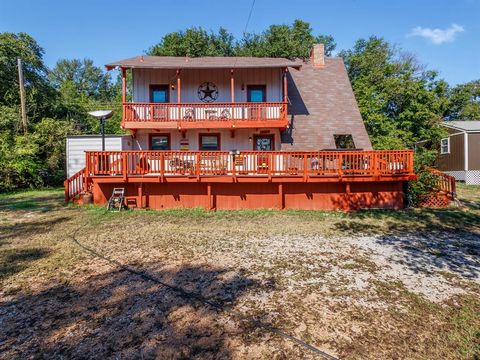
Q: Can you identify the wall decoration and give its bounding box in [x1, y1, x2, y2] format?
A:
[180, 138, 189, 151]
[197, 82, 218, 103]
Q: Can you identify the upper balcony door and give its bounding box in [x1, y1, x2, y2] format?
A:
[247, 85, 266, 120]
[150, 85, 169, 120]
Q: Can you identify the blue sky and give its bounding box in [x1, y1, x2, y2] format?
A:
[1, 0, 479, 85]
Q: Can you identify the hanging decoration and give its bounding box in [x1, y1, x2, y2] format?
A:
[197, 82, 218, 103]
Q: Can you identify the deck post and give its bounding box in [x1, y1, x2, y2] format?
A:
[64, 179, 69, 203]
[303, 153, 308, 181]
[121, 67, 126, 103]
[283, 67, 288, 103]
[176, 69, 181, 122]
[279, 183, 284, 209]
[160, 152, 165, 182]
[138, 183, 144, 208]
[207, 183, 214, 211]
[122, 153, 128, 182]
[231, 69, 235, 124]
[373, 152, 379, 179]
[196, 153, 201, 181]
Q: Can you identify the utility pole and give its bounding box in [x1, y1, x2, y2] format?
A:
[17, 57, 28, 134]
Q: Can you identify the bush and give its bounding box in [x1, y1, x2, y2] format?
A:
[406, 148, 438, 207]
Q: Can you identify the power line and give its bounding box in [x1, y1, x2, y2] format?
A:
[233, 0, 256, 70]
[243, 0, 256, 36]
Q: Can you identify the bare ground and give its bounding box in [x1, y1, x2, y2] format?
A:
[0, 186, 479, 359]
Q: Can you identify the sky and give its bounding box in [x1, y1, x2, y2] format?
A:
[1, 0, 479, 85]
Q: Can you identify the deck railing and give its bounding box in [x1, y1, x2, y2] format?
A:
[64, 167, 86, 203]
[425, 167, 456, 198]
[84, 150, 414, 180]
[122, 102, 287, 125]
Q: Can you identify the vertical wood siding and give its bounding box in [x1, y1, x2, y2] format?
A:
[132, 68, 283, 103]
[133, 129, 281, 151]
[436, 128, 465, 171]
[468, 133, 480, 170]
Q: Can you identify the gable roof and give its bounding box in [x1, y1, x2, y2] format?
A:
[282, 57, 372, 150]
[106, 56, 302, 70]
[443, 121, 480, 132]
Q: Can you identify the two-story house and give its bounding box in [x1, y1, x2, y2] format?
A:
[65, 44, 415, 210]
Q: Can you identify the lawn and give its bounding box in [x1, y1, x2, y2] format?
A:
[0, 186, 479, 359]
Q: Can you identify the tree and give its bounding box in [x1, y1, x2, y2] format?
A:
[0, 32, 56, 122]
[447, 80, 480, 120]
[148, 27, 235, 57]
[149, 21, 336, 59]
[49, 58, 115, 101]
[237, 19, 336, 58]
[339, 36, 449, 149]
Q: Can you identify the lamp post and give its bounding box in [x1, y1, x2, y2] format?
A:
[88, 110, 113, 151]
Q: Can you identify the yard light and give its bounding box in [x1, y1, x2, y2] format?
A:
[88, 110, 113, 151]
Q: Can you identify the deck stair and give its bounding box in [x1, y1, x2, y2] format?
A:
[64, 167, 88, 203]
[419, 167, 456, 208]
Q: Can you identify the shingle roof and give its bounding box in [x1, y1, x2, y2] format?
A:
[281, 57, 372, 150]
[106, 56, 303, 70]
[443, 121, 480, 132]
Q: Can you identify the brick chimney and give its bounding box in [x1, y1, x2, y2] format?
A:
[311, 43, 325, 67]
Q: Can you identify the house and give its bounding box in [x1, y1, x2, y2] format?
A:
[64, 44, 415, 210]
[436, 121, 480, 185]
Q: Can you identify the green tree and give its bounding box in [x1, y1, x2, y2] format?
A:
[49, 58, 115, 101]
[0, 32, 56, 122]
[447, 80, 480, 120]
[149, 21, 335, 59]
[237, 19, 336, 58]
[148, 27, 235, 57]
[339, 37, 449, 149]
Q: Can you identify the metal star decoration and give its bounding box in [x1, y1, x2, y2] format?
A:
[197, 82, 218, 103]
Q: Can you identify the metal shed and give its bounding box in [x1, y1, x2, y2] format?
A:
[66, 135, 132, 177]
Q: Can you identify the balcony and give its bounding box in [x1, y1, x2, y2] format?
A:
[122, 102, 288, 129]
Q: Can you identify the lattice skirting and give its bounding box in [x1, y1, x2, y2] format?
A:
[419, 193, 452, 208]
[444, 171, 465, 181]
[465, 171, 480, 185]
[444, 170, 480, 184]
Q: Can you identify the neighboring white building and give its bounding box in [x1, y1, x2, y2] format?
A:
[66, 135, 132, 177]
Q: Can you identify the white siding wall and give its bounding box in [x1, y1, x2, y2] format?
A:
[132, 129, 281, 151]
[132, 68, 283, 103]
[66, 136, 133, 177]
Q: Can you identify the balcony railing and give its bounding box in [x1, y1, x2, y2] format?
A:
[84, 150, 414, 180]
[122, 102, 288, 128]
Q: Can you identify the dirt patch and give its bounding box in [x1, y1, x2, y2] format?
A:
[1, 189, 479, 359]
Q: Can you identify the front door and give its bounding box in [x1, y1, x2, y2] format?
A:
[254, 134, 274, 151]
[253, 134, 274, 173]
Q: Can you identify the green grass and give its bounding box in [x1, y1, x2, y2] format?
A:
[0, 186, 479, 359]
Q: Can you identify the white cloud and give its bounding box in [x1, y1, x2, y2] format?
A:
[409, 24, 465, 44]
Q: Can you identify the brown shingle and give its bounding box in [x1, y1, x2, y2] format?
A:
[106, 56, 302, 70]
[282, 58, 372, 150]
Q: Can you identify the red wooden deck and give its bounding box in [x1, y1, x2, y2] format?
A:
[122, 102, 288, 129]
[65, 150, 415, 210]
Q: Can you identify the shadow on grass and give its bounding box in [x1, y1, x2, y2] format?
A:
[0, 194, 64, 212]
[0, 264, 266, 359]
[0, 248, 50, 280]
[0, 217, 71, 242]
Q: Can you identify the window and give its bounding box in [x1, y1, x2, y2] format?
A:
[254, 134, 275, 151]
[150, 134, 170, 150]
[440, 138, 450, 154]
[199, 134, 220, 151]
[247, 85, 266, 102]
[150, 85, 169, 103]
[334, 134, 356, 149]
